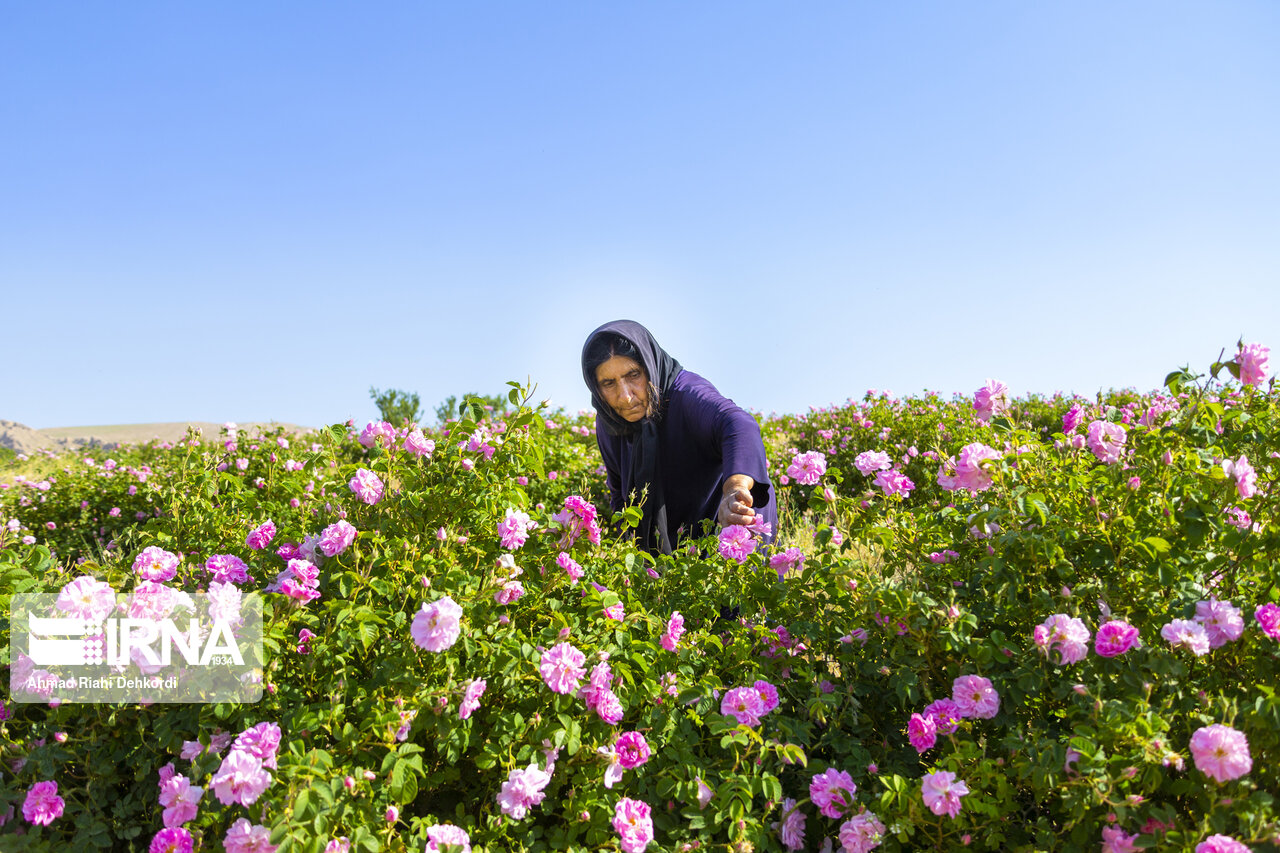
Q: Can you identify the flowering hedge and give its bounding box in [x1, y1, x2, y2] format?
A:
[1, 348, 1278, 852]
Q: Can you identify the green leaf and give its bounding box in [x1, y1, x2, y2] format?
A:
[1142, 536, 1170, 555]
[1026, 494, 1049, 526]
[1164, 370, 1190, 394]
[396, 770, 419, 805]
[293, 788, 312, 818]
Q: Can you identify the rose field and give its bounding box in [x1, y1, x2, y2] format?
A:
[1, 343, 1277, 853]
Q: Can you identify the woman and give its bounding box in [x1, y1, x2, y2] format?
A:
[581, 319, 776, 554]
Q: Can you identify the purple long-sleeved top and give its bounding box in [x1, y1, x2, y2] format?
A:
[595, 369, 775, 545]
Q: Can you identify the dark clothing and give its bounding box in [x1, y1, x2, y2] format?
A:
[594, 368, 776, 552]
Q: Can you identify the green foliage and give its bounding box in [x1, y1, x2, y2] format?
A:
[2, 360, 1278, 852]
[369, 386, 423, 427]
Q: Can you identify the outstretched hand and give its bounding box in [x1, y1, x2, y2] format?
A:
[717, 475, 757, 528]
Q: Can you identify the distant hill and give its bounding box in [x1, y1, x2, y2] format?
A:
[0, 420, 312, 455]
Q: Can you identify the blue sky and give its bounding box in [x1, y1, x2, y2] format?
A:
[4, 2, 1278, 428]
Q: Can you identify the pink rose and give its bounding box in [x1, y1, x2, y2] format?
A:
[907, 712, 937, 753]
[425, 824, 471, 853]
[539, 642, 586, 694]
[721, 686, 766, 727]
[497, 508, 534, 550]
[1189, 724, 1251, 783]
[1086, 420, 1127, 464]
[1196, 834, 1252, 853]
[1162, 618, 1210, 656]
[952, 674, 1000, 719]
[769, 547, 805, 579]
[318, 520, 358, 557]
[149, 829, 194, 853]
[403, 429, 435, 457]
[1235, 342, 1270, 387]
[1256, 603, 1280, 640]
[717, 525, 757, 562]
[937, 443, 1002, 493]
[612, 797, 654, 853]
[1094, 620, 1140, 657]
[55, 575, 116, 622]
[923, 698, 962, 734]
[210, 750, 271, 807]
[973, 379, 1010, 422]
[786, 451, 827, 485]
[557, 551, 584, 584]
[660, 611, 685, 651]
[773, 798, 806, 851]
[223, 818, 274, 853]
[348, 469, 384, 505]
[1100, 826, 1140, 853]
[753, 680, 780, 713]
[873, 468, 915, 497]
[1062, 404, 1084, 433]
[1221, 455, 1257, 499]
[839, 811, 886, 853]
[1035, 614, 1091, 665]
[496, 764, 551, 819]
[494, 580, 525, 605]
[853, 450, 892, 476]
[134, 546, 181, 581]
[411, 596, 464, 652]
[205, 554, 250, 584]
[921, 769, 969, 818]
[809, 768, 856, 820]
[245, 521, 277, 551]
[158, 774, 204, 828]
[615, 731, 651, 769]
[552, 495, 601, 547]
[1194, 599, 1244, 648]
[22, 780, 64, 826]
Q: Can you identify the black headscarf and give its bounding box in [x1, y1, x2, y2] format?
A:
[581, 320, 683, 553]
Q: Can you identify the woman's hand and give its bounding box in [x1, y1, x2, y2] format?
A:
[718, 474, 757, 527]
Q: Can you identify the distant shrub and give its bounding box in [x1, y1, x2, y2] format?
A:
[370, 386, 423, 427]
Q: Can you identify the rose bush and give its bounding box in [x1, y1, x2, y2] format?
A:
[0, 351, 1277, 851]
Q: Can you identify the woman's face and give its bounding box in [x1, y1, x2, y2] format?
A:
[594, 355, 649, 422]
